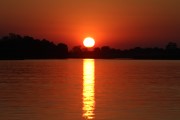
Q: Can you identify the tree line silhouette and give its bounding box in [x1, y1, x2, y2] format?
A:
[0, 33, 180, 59]
[0, 33, 68, 59]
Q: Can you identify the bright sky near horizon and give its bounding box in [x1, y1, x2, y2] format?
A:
[0, 0, 180, 48]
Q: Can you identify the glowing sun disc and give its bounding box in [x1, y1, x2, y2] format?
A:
[83, 37, 95, 48]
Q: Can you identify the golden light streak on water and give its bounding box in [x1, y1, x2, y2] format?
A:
[83, 59, 95, 119]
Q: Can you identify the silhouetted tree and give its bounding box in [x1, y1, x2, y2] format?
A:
[165, 42, 180, 59]
[93, 47, 101, 58]
[100, 46, 112, 58]
[166, 42, 178, 50]
[0, 33, 69, 59]
[70, 46, 83, 58]
[57, 43, 68, 58]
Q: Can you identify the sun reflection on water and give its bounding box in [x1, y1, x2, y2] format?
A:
[83, 59, 95, 119]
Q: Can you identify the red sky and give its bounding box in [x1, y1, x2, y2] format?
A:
[0, 0, 180, 49]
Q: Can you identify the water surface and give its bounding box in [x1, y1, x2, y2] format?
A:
[0, 59, 180, 120]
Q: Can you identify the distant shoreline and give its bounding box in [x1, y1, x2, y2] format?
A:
[1, 33, 180, 60]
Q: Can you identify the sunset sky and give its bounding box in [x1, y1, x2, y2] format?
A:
[0, 0, 180, 49]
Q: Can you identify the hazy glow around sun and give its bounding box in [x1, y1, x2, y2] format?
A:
[83, 37, 95, 48]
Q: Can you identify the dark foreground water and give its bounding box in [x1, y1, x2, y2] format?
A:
[0, 59, 180, 120]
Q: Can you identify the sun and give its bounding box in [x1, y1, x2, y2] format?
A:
[83, 37, 95, 48]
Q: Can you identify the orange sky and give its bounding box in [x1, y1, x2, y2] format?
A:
[0, 0, 180, 48]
